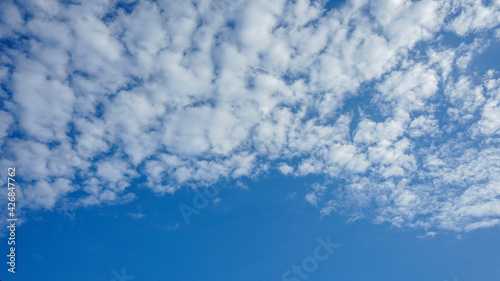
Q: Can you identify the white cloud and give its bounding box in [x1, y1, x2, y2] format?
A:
[24, 178, 74, 210]
[305, 183, 327, 206]
[0, 1, 23, 37]
[127, 212, 146, 220]
[278, 163, 294, 175]
[448, 0, 500, 36]
[417, 231, 437, 239]
[0, 111, 13, 146]
[408, 115, 440, 138]
[472, 79, 500, 135]
[446, 76, 486, 123]
[12, 61, 75, 142]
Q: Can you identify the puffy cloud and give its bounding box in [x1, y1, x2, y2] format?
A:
[305, 183, 327, 206]
[11, 60, 75, 142]
[445, 76, 486, 123]
[448, 0, 500, 36]
[408, 115, 440, 138]
[0, 111, 13, 146]
[23, 178, 74, 210]
[278, 163, 294, 175]
[0, 1, 23, 37]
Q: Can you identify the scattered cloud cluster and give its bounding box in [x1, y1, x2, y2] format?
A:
[1, 0, 500, 232]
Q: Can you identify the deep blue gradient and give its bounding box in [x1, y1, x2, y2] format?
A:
[2, 174, 500, 281]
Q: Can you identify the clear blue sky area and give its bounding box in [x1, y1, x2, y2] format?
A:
[3, 174, 500, 280]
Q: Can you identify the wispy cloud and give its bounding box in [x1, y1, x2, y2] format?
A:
[126, 212, 146, 220]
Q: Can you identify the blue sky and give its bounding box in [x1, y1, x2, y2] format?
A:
[4, 174, 500, 280]
[1, 0, 500, 280]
